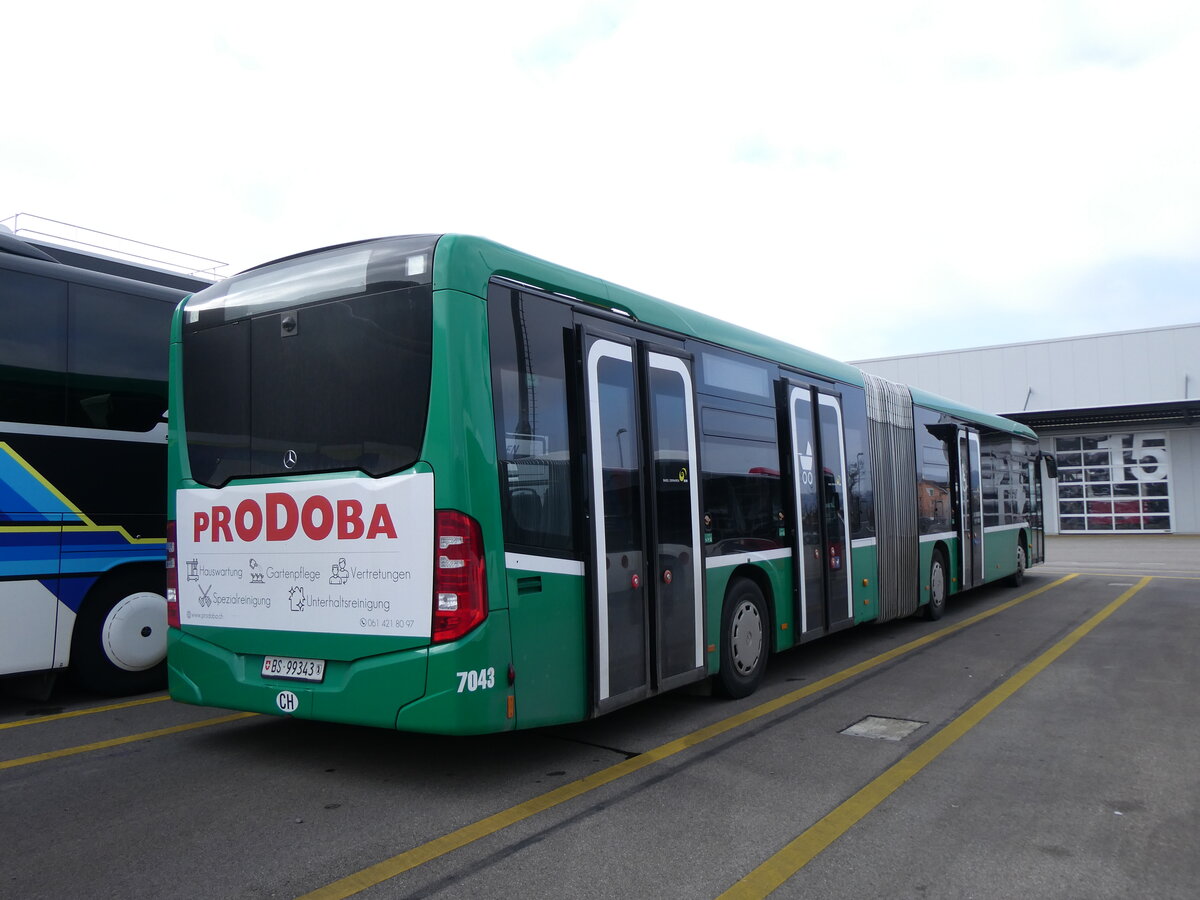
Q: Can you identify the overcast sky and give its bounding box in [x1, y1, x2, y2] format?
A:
[3, 1, 1198, 361]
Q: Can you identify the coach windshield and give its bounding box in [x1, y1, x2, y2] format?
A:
[180, 236, 437, 487]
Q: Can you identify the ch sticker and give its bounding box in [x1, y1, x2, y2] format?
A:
[276, 690, 299, 713]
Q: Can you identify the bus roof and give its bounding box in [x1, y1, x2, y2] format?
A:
[431, 234, 1037, 441]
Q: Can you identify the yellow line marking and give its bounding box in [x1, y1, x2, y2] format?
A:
[718, 575, 1152, 899]
[297, 573, 1080, 900]
[0, 694, 170, 731]
[1042, 570, 1200, 581]
[0, 712, 256, 770]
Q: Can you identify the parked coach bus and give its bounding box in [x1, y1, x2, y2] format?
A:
[167, 234, 1048, 733]
[0, 228, 209, 697]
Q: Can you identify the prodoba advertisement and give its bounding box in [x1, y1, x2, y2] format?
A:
[175, 473, 433, 637]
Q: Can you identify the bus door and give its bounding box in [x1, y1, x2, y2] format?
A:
[785, 382, 853, 639]
[1030, 456, 1046, 563]
[955, 428, 985, 588]
[583, 333, 706, 714]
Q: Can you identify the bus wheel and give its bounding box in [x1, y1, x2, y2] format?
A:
[71, 569, 168, 695]
[923, 551, 948, 621]
[1006, 541, 1026, 588]
[717, 579, 769, 699]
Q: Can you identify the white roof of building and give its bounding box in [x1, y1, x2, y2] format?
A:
[853, 322, 1200, 415]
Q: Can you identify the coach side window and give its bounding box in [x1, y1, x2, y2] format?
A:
[0, 268, 68, 426]
[67, 285, 172, 432]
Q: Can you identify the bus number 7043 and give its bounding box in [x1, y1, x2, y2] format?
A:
[456, 668, 496, 693]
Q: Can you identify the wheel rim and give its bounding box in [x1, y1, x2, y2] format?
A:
[1017, 544, 1026, 573]
[101, 591, 168, 671]
[730, 600, 763, 675]
[931, 561, 946, 609]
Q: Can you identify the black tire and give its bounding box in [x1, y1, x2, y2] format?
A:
[1006, 540, 1026, 588]
[71, 568, 168, 695]
[716, 578, 769, 699]
[923, 551, 948, 621]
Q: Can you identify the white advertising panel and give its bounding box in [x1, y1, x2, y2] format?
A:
[176, 473, 434, 638]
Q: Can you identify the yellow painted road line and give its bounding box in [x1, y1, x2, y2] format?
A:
[718, 575, 1152, 899]
[0, 712, 257, 770]
[0, 694, 171, 731]
[298, 573, 1079, 900]
[1042, 570, 1200, 581]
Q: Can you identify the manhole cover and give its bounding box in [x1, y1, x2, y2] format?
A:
[840, 715, 925, 741]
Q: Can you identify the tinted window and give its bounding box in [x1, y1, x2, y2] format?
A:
[183, 322, 250, 482]
[840, 384, 874, 539]
[0, 267, 68, 425]
[68, 284, 172, 431]
[700, 405, 784, 554]
[594, 349, 646, 696]
[184, 285, 432, 486]
[702, 406, 776, 442]
[487, 284, 577, 555]
[914, 405, 953, 534]
[982, 432, 1021, 527]
[699, 350, 772, 401]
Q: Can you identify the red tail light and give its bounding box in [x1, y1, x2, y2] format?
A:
[433, 509, 487, 643]
[166, 519, 180, 629]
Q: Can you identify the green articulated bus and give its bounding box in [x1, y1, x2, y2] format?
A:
[167, 235, 1049, 734]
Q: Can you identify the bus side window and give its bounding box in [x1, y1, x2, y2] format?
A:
[914, 406, 953, 535]
[700, 414, 783, 555]
[487, 284, 577, 555]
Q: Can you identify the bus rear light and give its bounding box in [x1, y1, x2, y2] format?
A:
[432, 510, 487, 643]
[165, 520, 180, 629]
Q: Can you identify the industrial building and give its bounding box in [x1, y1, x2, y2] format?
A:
[855, 323, 1200, 535]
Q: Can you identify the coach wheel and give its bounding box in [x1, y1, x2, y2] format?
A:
[717, 578, 769, 699]
[1007, 541, 1026, 588]
[71, 569, 168, 695]
[923, 551, 948, 621]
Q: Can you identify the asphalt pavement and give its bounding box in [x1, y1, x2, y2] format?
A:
[2, 535, 1197, 899]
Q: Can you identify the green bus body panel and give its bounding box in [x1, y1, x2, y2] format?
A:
[981, 527, 1025, 583]
[505, 569, 589, 729]
[168, 627, 429, 730]
[422, 288, 506, 585]
[852, 543, 880, 624]
[909, 386, 1037, 440]
[395, 611, 515, 735]
[169, 613, 517, 735]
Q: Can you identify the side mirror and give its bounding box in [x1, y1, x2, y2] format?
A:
[1042, 455, 1058, 478]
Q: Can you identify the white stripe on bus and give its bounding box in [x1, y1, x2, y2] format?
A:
[983, 522, 1031, 533]
[705, 548, 793, 569]
[504, 553, 585, 577]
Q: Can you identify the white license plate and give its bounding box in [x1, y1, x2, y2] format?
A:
[261, 655, 326, 683]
